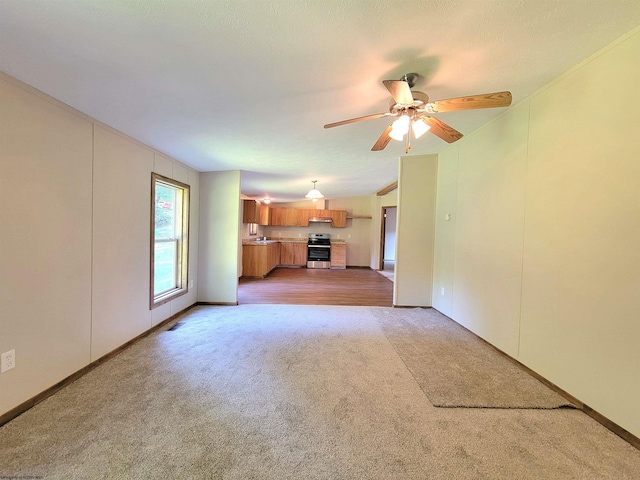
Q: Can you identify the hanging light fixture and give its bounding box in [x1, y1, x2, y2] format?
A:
[305, 180, 324, 202]
[262, 198, 271, 204]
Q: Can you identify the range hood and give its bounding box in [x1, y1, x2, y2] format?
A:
[308, 216, 332, 223]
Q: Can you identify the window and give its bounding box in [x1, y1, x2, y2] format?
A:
[151, 173, 190, 308]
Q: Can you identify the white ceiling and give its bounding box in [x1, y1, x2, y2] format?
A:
[2, 1, 640, 202]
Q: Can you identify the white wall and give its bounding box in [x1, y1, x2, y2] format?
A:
[0, 73, 199, 416]
[395, 154, 437, 307]
[431, 146, 458, 317]
[432, 27, 640, 437]
[198, 171, 241, 303]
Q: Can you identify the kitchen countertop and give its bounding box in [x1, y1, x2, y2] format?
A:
[242, 239, 280, 245]
[242, 237, 345, 245]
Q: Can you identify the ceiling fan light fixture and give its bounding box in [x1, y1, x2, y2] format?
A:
[412, 118, 431, 139]
[389, 128, 405, 141]
[305, 180, 324, 200]
[390, 115, 410, 141]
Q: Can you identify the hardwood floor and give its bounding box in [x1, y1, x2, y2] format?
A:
[238, 267, 393, 307]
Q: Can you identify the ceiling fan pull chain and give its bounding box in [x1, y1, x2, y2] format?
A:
[405, 122, 412, 153]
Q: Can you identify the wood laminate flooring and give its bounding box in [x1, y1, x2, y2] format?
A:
[238, 267, 393, 306]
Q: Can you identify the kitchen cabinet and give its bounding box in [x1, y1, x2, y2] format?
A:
[285, 208, 310, 227]
[270, 207, 311, 226]
[259, 205, 270, 225]
[269, 207, 287, 226]
[243, 200, 259, 223]
[280, 241, 307, 266]
[269, 207, 347, 227]
[330, 210, 347, 228]
[243, 200, 270, 226]
[330, 243, 346, 269]
[242, 242, 281, 277]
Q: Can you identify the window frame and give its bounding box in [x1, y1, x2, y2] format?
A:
[150, 173, 190, 309]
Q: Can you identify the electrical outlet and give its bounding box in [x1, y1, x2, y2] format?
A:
[1, 350, 15, 373]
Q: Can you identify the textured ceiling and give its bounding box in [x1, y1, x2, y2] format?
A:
[2, 1, 640, 202]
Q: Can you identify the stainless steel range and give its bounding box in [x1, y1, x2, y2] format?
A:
[307, 233, 331, 269]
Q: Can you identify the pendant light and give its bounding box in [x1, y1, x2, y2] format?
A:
[305, 180, 324, 202]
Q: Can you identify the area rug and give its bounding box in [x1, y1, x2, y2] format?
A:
[373, 308, 576, 409]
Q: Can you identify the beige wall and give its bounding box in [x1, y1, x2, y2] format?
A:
[0, 73, 200, 416]
[432, 27, 640, 437]
[198, 171, 241, 303]
[395, 154, 437, 307]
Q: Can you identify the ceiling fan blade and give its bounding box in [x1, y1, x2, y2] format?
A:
[383, 80, 414, 105]
[324, 112, 389, 129]
[421, 116, 464, 143]
[429, 91, 512, 113]
[371, 125, 393, 151]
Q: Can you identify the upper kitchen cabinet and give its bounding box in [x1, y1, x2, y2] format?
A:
[243, 200, 270, 225]
[269, 207, 286, 226]
[270, 207, 310, 227]
[243, 200, 259, 223]
[330, 210, 347, 228]
[286, 208, 310, 227]
[259, 205, 270, 225]
[267, 206, 347, 227]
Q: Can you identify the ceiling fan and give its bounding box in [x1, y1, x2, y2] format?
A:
[324, 73, 512, 153]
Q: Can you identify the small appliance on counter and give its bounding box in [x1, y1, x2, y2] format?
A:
[307, 233, 331, 269]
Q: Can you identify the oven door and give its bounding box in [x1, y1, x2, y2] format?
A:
[307, 244, 331, 268]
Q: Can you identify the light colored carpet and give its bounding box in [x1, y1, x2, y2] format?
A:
[375, 307, 575, 409]
[1, 305, 639, 479]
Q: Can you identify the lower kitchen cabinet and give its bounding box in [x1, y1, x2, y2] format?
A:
[280, 241, 307, 266]
[242, 242, 281, 277]
[330, 243, 346, 269]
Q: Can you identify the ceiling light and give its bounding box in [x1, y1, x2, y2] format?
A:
[412, 118, 431, 139]
[263, 198, 271, 204]
[389, 128, 405, 142]
[390, 115, 410, 141]
[305, 180, 324, 200]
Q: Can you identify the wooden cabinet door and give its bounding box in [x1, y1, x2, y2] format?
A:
[269, 208, 286, 226]
[242, 200, 259, 223]
[284, 208, 298, 226]
[330, 243, 346, 269]
[243, 245, 267, 276]
[330, 210, 347, 228]
[279, 242, 295, 264]
[268, 242, 280, 271]
[297, 209, 311, 226]
[293, 243, 307, 265]
[259, 205, 270, 226]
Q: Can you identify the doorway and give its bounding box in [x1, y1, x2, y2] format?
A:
[379, 206, 396, 275]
